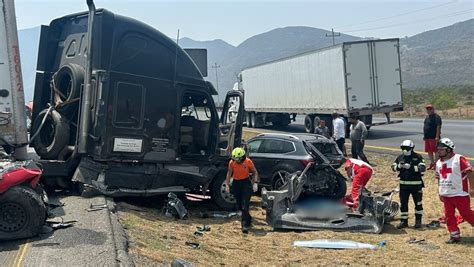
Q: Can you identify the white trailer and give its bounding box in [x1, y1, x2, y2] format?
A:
[0, 0, 28, 158]
[239, 39, 404, 133]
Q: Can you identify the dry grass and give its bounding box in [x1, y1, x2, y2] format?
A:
[118, 145, 473, 265]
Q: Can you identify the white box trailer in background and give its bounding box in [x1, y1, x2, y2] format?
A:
[238, 38, 404, 133]
[0, 0, 28, 158]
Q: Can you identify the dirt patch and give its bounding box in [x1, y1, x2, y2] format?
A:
[117, 152, 473, 265]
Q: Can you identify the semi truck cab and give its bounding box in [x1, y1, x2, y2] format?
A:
[30, 5, 244, 210]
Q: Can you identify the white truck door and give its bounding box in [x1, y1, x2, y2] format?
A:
[344, 42, 375, 110]
[372, 40, 403, 108]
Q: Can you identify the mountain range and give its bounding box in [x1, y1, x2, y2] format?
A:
[18, 19, 473, 103]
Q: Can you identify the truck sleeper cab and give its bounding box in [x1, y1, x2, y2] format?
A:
[31, 8, 243, 210]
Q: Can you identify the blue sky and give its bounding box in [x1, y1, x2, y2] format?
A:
[14, 0, 474, 46]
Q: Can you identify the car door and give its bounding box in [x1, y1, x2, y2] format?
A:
[246, 138, 270, 184]
[216, 90, 244, 157]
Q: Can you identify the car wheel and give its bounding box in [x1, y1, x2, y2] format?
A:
[329, 172, 347, 199]
[272, 166, 298, 190]
[211, 172, 236, 211]
[0, 185, 46, 241]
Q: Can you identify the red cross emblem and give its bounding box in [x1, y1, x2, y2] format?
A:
[439, 163, 452, 180]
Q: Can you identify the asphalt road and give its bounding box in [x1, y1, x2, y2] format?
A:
[250, 116, 474, 159]
[0, 194, 128, 266]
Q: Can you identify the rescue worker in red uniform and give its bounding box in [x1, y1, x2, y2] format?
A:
[225, 147, 259, 234]
[435, 138, 474, 243]
[392, 140, 426, 229]
[344, 158, 373, 211]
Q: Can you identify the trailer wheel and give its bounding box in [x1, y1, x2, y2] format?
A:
[304, 115, 315, 133]
[211, 172, 236, 211]
[246, 113, 253, 128]
[32, 109, 70, 159]
[53, 63, 84, 118]
[250, 112, 257, 128]
[313, 116, 321, 130]
[0, 185, 46, 241]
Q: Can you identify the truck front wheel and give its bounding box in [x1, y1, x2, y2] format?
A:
[211, 172, 236, 211]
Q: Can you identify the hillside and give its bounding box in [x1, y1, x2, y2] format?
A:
[17, 19, 474, 103]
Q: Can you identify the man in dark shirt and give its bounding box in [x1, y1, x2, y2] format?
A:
[423, 104, 442, 170]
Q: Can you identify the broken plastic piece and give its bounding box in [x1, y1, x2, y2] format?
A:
[185, 241, 201, 249]
[199, 211, 239, 219]
[293, 239, 380, 250]
[164, 193, 188, 219]
[196, 225, 211, 232]
[171, 258, 193, 267]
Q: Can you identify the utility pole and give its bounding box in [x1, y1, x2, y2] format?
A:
[325, 28, 341, 45]
[211, 62, 220, 91]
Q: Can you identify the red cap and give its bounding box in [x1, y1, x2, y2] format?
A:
[425, 104, 433, 109]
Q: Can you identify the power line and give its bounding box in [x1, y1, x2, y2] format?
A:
[344, 9, 473, 33]
[338, 0, 458, 29]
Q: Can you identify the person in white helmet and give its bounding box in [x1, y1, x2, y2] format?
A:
[435, 138, 474, 243]
[392, 140, 426, 229]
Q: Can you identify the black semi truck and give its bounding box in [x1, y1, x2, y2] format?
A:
[31, 1, 244, 210]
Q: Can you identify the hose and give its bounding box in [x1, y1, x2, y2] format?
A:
[29, 105, 54, 144]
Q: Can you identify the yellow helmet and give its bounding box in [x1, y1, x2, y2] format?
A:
[231, 147, 246, 161]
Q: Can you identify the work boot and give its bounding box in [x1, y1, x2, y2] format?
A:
[414, 216, 423, 229]
[397, 220, 408, 229]
[445, 237, 461, 244]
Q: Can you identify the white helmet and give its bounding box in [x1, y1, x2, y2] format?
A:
[400, 140, 414, 148]
[437, 138, 455, 150]
[400, 140, 414, 156]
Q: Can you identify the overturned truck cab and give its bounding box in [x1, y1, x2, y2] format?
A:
[31, 3, 244, 210]
[261, 164, 399, 234]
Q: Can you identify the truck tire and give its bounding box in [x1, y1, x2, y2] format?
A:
[313, 116, 321, 130]
[304, 114, 315, 133]
[211, 172, 237, 211]
[250, 112, 256, 128]
[0, 185, 46, 241]
[32, 109, 70, 159]
[246, 112, 253, 128]
[53, 63, 84, 118]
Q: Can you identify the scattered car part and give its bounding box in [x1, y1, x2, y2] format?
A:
[293, 239, 383, 250]
[407, 237, 426, 244]
[199, 211, 240, 219]
[185, 241, 201, 249]
[261, 163, 398, 234]
[164, 193, 188, 219]
[87, 203, 107, 212]
[426, 220, 441, 229]
[196, 225, 211, 232]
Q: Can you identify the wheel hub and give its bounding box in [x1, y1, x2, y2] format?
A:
[220, 182, 236, 204]
[0, 202, 27, 232]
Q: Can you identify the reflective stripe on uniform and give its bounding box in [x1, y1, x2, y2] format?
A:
[415, 210, 423, 215]
[400, 180, 423, 185]
[400, 212, 409, 219]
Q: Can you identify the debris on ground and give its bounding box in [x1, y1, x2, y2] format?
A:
[426, 220, 441, 229]
[198, 211, 240, 219]
[293, 239, 383, 250]
[164, 193, 188, 219]
[86, 203, 107, 212]
[171, 258, 193, 267]
[185, 241, 201, 249]
[407, 237, 426, 244]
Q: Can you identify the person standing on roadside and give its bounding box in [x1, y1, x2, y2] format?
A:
[332, 111, 347, 156]
[435, 138, 474, 244]
[423, 104, 442, 170]
[314, 120, 330, 138]
[225, 147, 259, 234]
[349, 115, 370, 164]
